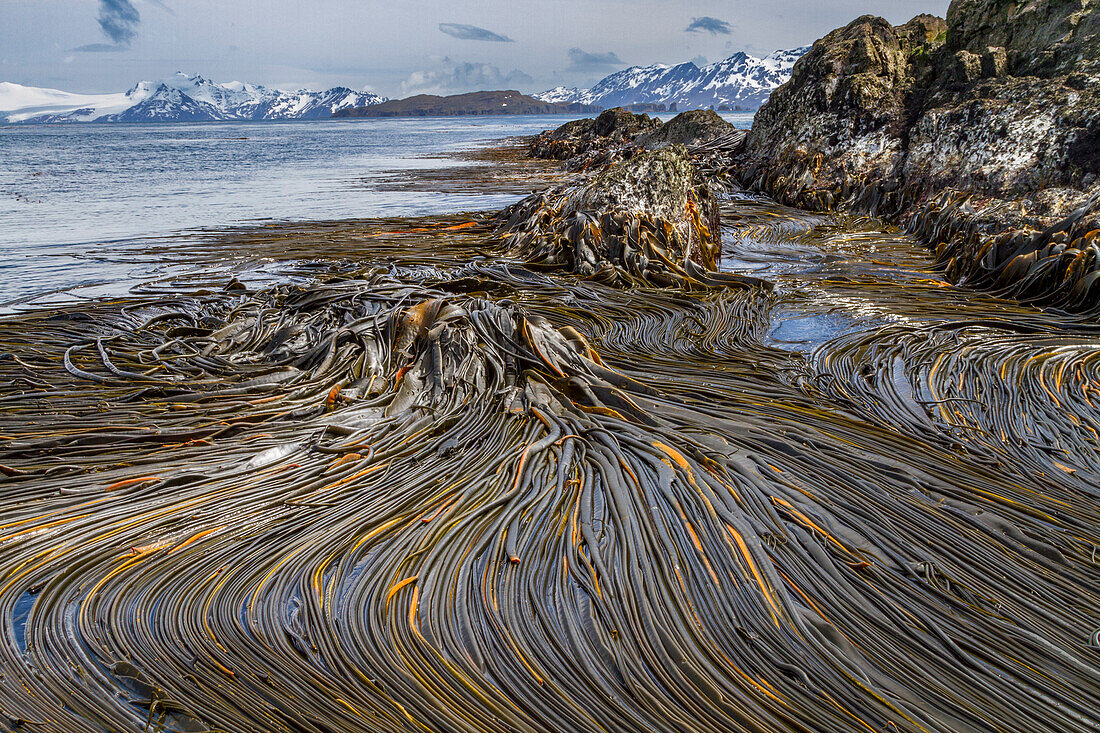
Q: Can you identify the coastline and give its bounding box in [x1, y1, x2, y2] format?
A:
[3, 2, 1100, 730]
[725, 6, 1099, 313]
[2, 106, 1100, 733]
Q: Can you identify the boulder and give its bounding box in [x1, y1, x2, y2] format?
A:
[638, 110, 737, 148]
[499, 146, 763, 289]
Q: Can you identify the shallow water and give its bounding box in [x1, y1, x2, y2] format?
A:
[0, 117, 583, 307]
[0, 126, 1098, 733]
[0, 114, 755, 310]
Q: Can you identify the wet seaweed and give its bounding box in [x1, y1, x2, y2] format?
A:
[1, 148, 1100, 733]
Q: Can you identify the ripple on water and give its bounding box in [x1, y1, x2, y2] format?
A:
[765, 311, 864, 351]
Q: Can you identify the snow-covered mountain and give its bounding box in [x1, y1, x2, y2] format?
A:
[0, 73, 387, 123]
[535, 48, 810, 111]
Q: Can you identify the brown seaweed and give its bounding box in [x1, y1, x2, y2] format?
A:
[1, 163, 1099, 733]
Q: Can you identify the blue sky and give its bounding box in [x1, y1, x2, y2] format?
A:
[0, 0, 949, 95]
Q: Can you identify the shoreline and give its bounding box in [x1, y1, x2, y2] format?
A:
[3, 2, 1100, 729]
[723, 8, 1099, 314]
[2, 108, 1100, 732]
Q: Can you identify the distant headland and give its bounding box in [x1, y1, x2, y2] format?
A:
[332, 90, 599, 118]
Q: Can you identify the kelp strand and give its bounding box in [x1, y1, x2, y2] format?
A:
[0, 200, 1099, 733]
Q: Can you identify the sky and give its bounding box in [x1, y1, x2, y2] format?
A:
[0, 0, 949, 96]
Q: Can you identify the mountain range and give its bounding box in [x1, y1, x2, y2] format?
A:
[0, 73, 386, 124]
[1, 48, 808, 124]
[535, 48, 810, 111]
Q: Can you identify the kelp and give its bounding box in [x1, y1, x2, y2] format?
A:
[1, 191, 1100, 733]
[497, 145, 769, 291]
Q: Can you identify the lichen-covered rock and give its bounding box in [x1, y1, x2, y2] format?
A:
[499, 146, 762, 289]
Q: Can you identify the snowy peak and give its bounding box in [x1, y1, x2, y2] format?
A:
[536, 86, 584, 105]
[535, 47, 810, 111]
[1, 74, 387, 123]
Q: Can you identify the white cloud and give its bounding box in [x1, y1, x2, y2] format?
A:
[400, 58, 533, 95]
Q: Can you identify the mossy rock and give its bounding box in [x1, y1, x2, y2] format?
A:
[947, 0, 1100, 75]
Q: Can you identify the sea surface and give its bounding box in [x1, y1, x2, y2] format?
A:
[0, 113, 755, 308]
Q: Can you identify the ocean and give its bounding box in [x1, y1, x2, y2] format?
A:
[0, 113, 756, 308]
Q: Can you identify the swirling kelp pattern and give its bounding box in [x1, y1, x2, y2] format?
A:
[1, 204, 1100, 733]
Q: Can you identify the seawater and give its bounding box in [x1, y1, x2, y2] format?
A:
[0, 113, 755, 307]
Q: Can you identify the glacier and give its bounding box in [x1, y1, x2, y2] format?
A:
[0, 73, 387, 124]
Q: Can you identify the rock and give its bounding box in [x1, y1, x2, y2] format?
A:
[591, 107, 660, 139]
[729, 0, 1100, 311]
[946, 0, 1100, 76]
[530, 108, 747, 183]
[981, 46, 1008, 77]
[529, 107, 660, 163]
[499, 146, 763, 289]
[744, 14, 946, 192]
[952, 50, 983, 83]
[528, 117, 595, 161]
[638, 110, 736, 148]
[903, 77, 1100, 199]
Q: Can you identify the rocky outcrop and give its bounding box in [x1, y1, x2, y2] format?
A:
[638, 110, 737, 148]
[732, 0, 1100, 311]
[529, 108, 661, 166]
[746, 14, 945, 186]
[500, 145, 764, 289]
[530, 108, 742, 173]
[946, 0, 1099, 76]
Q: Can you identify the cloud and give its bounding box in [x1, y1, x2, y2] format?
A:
[97, 0, 141, 46]
[72, 42, 126, 53]
[691, 55, 709, 67]
[438, 23, 513, 43]
[566, 48, 623, 72]
[400, 58, 532, 95]
[685, 17, 733, 35]
[73, 0, 156, 51]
